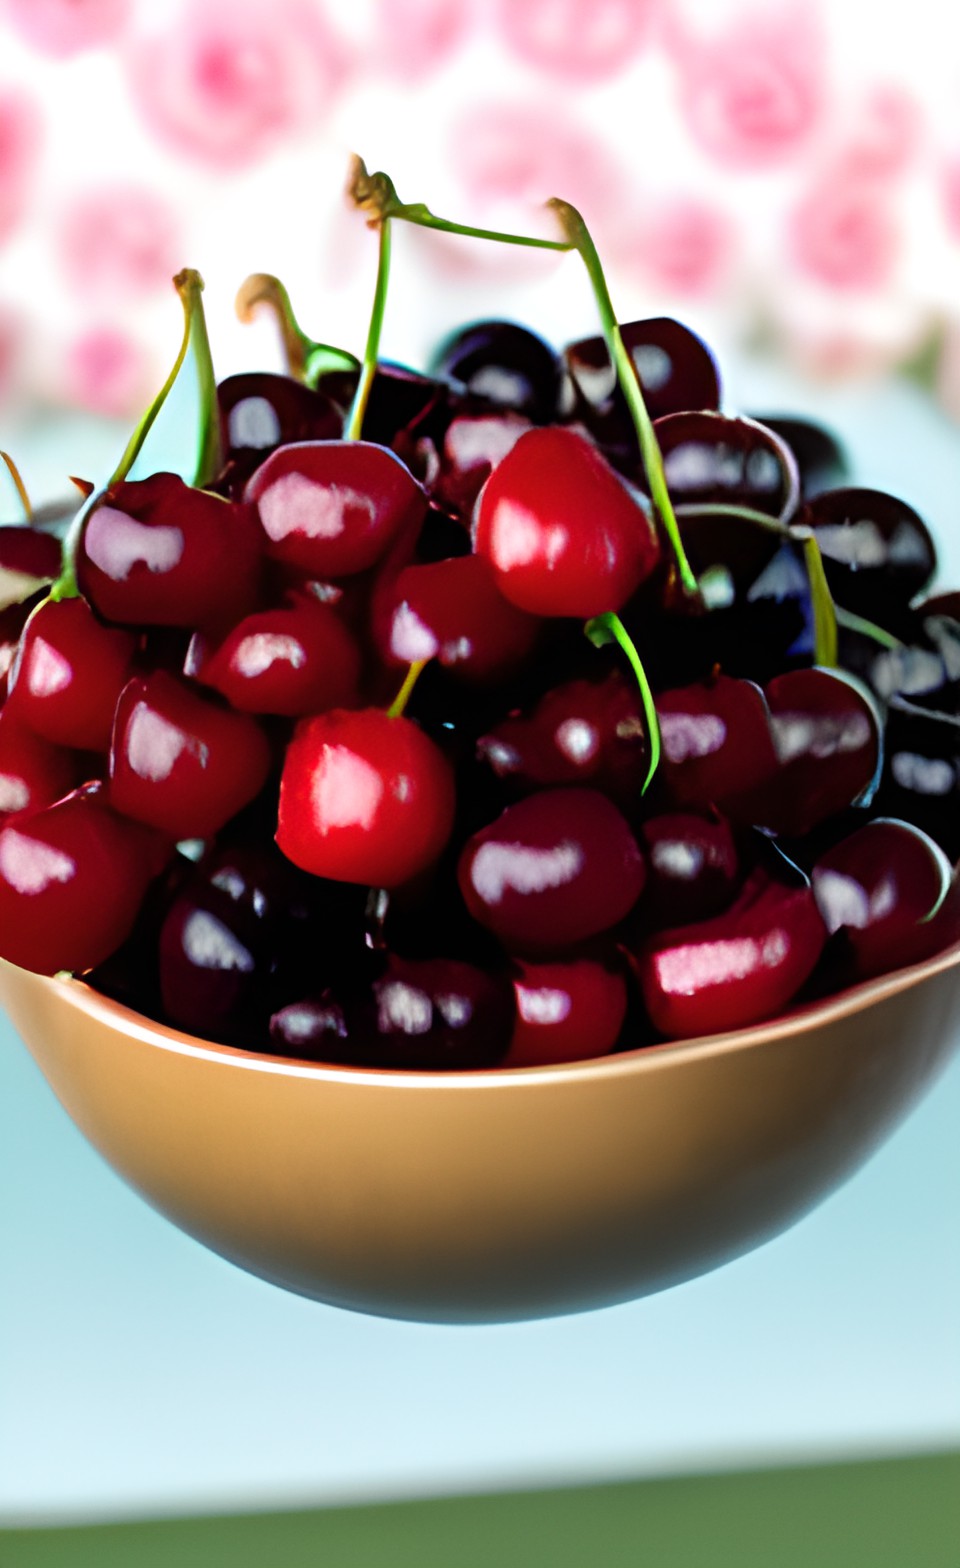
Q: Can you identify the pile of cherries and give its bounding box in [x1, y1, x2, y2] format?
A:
[2, 311, 960, 1071]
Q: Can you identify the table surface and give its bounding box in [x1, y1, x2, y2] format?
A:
[1, 366, 959, 1525]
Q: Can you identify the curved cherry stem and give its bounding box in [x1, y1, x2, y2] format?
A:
[345, 217, 393, 441]
[548, 200, 699, 602]
[1, 451, 34, 523]
[584, 612, 661, 794]
[387, 657, 429, 719]
[236, 272, 359, 385]
[833, 605, 903, 651]
[349, 156, 570, 254]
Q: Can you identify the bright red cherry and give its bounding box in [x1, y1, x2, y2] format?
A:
[0, 708, 77, 824]
[110, 671, 272, 840]
[6, 596, 135, 751]
[474, 426, 660, 617]
[504, 956, 628, 1067]
[78, 472, 262, 630]
[375, 554, 540, 685]
[635, 867, 827, 1039]
[0, 525, 62, 611]
[657, 674, 778, 815]
[244, 440, 427, 578]
[193, 593, 362, 716]
[276, 707, 456, 888]
[457, 787, 646, 952]
[0, 783, 171, 975]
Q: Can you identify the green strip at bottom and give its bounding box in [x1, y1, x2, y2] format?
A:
[2, 1450, 957, 1568]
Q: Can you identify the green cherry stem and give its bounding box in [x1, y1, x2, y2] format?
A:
[236, 273, 359, 385]
[833, 605, 904, 651]
[793, 527, 838, 668]
[1, 451, 34, 523]
[547, 199, 699, 601]
[387, 657, 429, 719]
[349, 156, 570, 254]
[585, 612, 661, 794]
[345, 215, 393, 441]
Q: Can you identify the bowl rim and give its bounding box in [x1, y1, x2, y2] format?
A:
[6, 936, 960, 1091]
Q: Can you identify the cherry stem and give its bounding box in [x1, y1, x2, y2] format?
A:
[547, 200, 699, 601]
[584, 612, 661, 794]
[387, 657, 429, 719]
[833, 605, 903, 651]
[236, 273, 359, 386]
[793, 528, 838, 667]
[345, 217, 393, 441]
[674, 501, 790, 535]
[348, 156, 570, 253]
[0, 450, 35, 523]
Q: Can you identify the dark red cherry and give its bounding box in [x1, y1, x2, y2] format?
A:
[276, 707, 456, 888]
[6, 596, 136, 751]
[0, 783, 170, 975]
[650, 412, 801, 522]
[376, 554, 540, 686]
[78, 473, 262, 630]
[638, 811, 740, 926]
[0, 707, 77, 824]
[476, 670, 648, 806]
[811, 818, 957, 982]
[474, 425, 660, 617]
[656, 674, 779, 815]
[431, 409, 532, 518]
[635, 866, 827, 1039]
[244, 440, 426, 579]
[193, 593, 362, 716]
[428, 320, 563, 424]
[457, 786, 646, 952]
[753, 415, 849, 499]
[109, 671, 272, 840]
[874, 697, 960, 859]
[0, 525, 62, 611]
[354, 956, 515, 1070]
[314, 362, 454, 450]
[804, 487, 936, 620]
[504, 955, 628, 1067]
[217, 371, 342, 490]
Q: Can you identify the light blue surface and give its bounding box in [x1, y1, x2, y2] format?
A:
[1, 368, 959, 1524]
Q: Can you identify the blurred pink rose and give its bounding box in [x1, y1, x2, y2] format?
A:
[455, 101, 616, 219]
[124, 0, 348, 168]
[64, 328, 150, 417]
[497, 0, 654, 81]
[57, 186, 182, 299]
[614, 196, 731, 297]
[373, 0, 473, 78]
[672, 7, 826, 168]
[788, 171, 898, 292]
[844, 85, 922, 178]
[4, 0, 131, 57]
[0, 89, 42, 244]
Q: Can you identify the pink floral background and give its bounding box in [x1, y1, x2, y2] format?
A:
[0, 0, 958, 431]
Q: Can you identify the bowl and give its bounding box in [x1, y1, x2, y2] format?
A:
[3, 944, 960, 1324]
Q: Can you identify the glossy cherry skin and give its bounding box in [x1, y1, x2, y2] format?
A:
[746, 668, 879, 838]
[638, 811, 740, 927]
[474, 426, 661, 617]
[0, 525, 62, 611]
[428, 320, 563, 424]
[217, 371, 342, 491]
[276, 708, 456, 888]
[476, 670, 648, 806]
[755, 416, 849, 499]
[244, 440, 427, 579]
[804, 488, 936, 624]
[635, 866, 827, 1039]
[873, 697, 960, 860]
[193, 593, 362, 716]
[656, 674, 779, 815]
[504, 956, 628, 1067]
[0, 707, 77, 824]
[354, 956, 515, 1070]
[6, 596, 136, 751]
[651, 412, 801, 522]
[0, 783, 171, 975]
[431, 409, 531, 519]
[109, 671, 272, 841]
[376, 554, 540, 686]
[78, 473, 262, 630]
[457, 786, 646, 953]
[811, 818, 957, 982]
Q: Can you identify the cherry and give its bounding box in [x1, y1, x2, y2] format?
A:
[0, 783, 170, 975]
[354, 955, 515, 1070]
[474, 425, 660, 617]
[430, 408, 531, 519]
[656, 673, 779, 815]
[649, 412, 801, 522]
[638, 811, 740, 927]
[0, 525, 62, 611]
[457, 786, 646, 952]
[803, 487, 936, 623]
[276, 706, 456, 888]
[754, 416, 849, 499]
[375, 553, 540, 686]
[78, 473, 262, 631]
[428, 320, 563, 424]
[193, 593, 362, 716]
[5, 596, 135, 751]
[109, 671, 272, 840]
[504, 955, 628, 1067]
[476, 669, 649, 806]
[216, 371, 342, 492]
[244, 440, 427, 580]
[0, 707, 77, 824]
[811, 818, 957, 982]
[314, 362, 454, 452]
[635, 865, 827, 1039]
[874, 696, 960, 859]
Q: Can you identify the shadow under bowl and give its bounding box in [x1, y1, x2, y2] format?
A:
[2, 943, 960, 1324]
